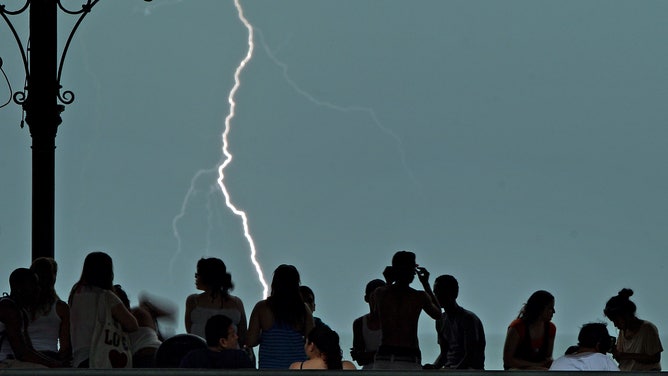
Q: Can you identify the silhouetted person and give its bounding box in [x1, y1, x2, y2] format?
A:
[604, 288, 662, 371]
[185, 258, 248, 349]
[299, 285, 329, 329]
[549, 322, 619, 371]
[290, 326, 356, 370]
[0, 268, 65, 368]
[68, 252, 138, 368]
[503, 290, 556, 370]
[424, 274, 485, 370]
[372, 251, 441, 370]
[351, 279, 385, 369]
[28, 257, 71, 362]
[247, 264, 314, 369]
[179, 314, 254, 369]
[113, 285, 168, 368]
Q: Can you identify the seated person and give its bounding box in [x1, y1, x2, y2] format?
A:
[351, 279, 385, 369]
[290, 326, 356, 370]
[549, 322, 619, 371]
[179, 314, 254, 369]
[0, 268, 65, 368]
[425, 274, 485, 370]
[299, 286, 329, 329]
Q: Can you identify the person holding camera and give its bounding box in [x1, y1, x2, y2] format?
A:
[549, 323, 619, 371]
[604, 288, 662, 371]
[371, 251, 441, 370]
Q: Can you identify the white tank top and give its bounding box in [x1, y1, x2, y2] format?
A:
[362, 315, 382, 352]
[28, 302, 61, 352]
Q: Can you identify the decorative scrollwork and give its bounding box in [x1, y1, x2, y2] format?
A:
[57, 89, 75, 105]
[13, 89, 26, 105]
[56, 0, 101, 106]
[0, 1, 30, 16]
[0, 2, 30, 80]
[57, 0, 98, 15]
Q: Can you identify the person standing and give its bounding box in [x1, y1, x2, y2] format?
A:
[604, 288, 662, 371]
[372, 251, 441, 370]
[425, 274, 485, 370]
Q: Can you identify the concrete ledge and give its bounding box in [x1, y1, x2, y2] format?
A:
[0, 370, 658, 376]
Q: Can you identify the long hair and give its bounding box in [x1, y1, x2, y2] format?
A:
[307, 326, 344, 370]
[197, 258, 233, 304]
[518, 290, 554, 324]
[69, 251, 114, 304]
[267, 264, 306, 329]
[30, 257, 60, 316]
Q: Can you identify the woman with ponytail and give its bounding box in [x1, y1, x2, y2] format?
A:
[185, 258, 248, 348]
[604, 288, 662, 371]
[290, 326, 356, 370]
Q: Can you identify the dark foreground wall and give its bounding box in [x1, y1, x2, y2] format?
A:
[0, 370, 653, 376]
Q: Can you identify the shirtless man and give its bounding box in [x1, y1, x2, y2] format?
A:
[372, 251, 441, 370]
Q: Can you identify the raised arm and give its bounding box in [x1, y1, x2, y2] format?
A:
[417, 267, 442, 320]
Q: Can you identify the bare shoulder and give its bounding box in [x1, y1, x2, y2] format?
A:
[342, 360, 357, 370]
[229, 294, 245, 307]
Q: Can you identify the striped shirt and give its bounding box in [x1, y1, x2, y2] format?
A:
[258, 322, 306, 369]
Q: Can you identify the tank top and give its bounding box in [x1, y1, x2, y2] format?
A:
[28, 302, 61, 352]
[190, 307, 241, 339]
[258, 322, 306, 369]
[362, 315, 382, 352]
[129, 327, 162, 354]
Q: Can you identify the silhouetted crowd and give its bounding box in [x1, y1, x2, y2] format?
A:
[0, 251, 662, 370]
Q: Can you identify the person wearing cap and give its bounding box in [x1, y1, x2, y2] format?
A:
[372, 251, 441, 370]
[350, 279, 385, 369]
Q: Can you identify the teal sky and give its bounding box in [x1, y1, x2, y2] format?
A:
[1, 1, 667, 369]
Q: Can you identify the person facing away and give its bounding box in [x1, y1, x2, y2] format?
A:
[549, 322, 619, 371]
[68, 251, 138, 368]
[503, 290, 556, 370]
[372, 251, 441, 370]
[247, 264, 314, 369]
[424, 274, 485, 370]
[0, 268, 65, 368]
[179, 314, 254, 369]
[290, 325, 356, 370]
[299, 285, 329, 329]
[350, 279, 385, 369]
[28, 257, 72, 362]
[604, 288, 662, 371]
[185, 258, 248, 348]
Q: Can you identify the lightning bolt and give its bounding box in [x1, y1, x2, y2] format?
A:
[256, 28, 420, 187]
[216, 0, 269, 299]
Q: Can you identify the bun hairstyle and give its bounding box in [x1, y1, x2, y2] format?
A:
[307, 326, 344, 370]
[604, 288, 637, 319]
[197, 258, 234, 302]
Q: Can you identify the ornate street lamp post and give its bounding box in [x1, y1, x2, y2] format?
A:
[1, 0, 147, 261]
